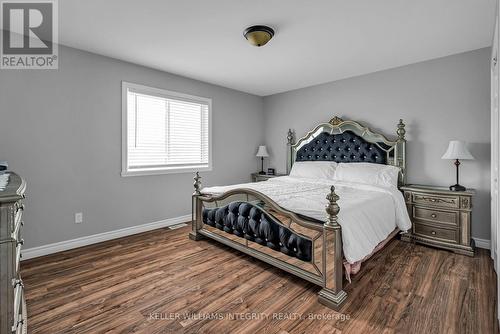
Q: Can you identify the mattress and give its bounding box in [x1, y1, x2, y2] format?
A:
[201, 176, 411, 264]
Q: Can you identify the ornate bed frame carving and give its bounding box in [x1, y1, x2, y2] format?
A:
[287, 116, 406, 184]
[189, 117, 406, 310]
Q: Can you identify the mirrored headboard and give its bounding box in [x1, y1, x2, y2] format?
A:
[286, 116, 407, 184]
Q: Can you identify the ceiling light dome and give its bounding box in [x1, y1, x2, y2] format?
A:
[243, 25, 274, 47]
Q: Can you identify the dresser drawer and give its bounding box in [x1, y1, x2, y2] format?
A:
[414, 223, 459, 243]
[412, 193, 459, 209]
[413, 207, 458, 226]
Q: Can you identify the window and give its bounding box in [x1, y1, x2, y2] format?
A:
[122, 82, 212, 176]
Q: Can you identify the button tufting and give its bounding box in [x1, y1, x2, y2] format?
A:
[296, 132, 386, 164]
[293, 248, 297, 252]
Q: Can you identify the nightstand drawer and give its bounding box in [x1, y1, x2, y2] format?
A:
[253, 175, 270, 182]
[412, 193, 459, 209]
[251, 173, 286, 182]
[414, 223, 459, 244]
[413, 207, 458, 226]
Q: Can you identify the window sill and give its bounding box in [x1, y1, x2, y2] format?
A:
[121, 166, 212, 177]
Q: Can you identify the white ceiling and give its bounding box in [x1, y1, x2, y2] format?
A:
[60, 0, 496, 96]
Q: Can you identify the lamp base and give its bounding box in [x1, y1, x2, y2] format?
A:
[258, 171, 266, 175]
[449, 184, 466, 192]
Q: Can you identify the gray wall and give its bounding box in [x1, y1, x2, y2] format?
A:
[263, 48, 491, 240]
[0, 46, 264, 248]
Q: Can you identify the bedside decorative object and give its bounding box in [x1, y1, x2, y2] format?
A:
[251, 172, 285, 182]
[267, 168, 275, 175]
[0, 161, 8, 174]
[400, 184, 474, 256]
[256, 145, 269, 175]
[0, 173, 9, 191]
[441, 140, 474, 191]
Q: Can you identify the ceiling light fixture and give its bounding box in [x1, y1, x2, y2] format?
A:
[243, 25, 274, 47]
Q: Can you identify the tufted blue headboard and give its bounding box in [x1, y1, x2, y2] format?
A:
[295, 131, 388, 164]
[287, 116, 407, 183]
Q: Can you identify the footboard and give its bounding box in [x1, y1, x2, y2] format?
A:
[189, 173, 347, 309]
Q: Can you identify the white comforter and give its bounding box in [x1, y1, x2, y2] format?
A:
[201, 176, 411, 264]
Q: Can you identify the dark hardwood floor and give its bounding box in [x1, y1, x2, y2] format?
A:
[21, 226, 498, 334]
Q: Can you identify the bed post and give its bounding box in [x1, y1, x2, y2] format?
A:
[396, 119, 407, 184]
[286, 129, 294, 175]
[189, 172, 204, 241]
[318, 185, 347, 309]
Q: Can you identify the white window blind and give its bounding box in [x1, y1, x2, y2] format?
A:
[122, 82, 211, 176]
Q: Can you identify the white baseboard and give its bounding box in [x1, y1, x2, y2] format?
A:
[21, 218, 492, 260]
[21, 214, 191, 260]
[473, 237, 491, 250]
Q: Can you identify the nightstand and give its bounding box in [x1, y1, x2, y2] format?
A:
[251, 173, 286, 182]
[400, 185, 474, 256]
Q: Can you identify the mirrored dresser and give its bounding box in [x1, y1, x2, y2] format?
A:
[0, 173, 27, 334]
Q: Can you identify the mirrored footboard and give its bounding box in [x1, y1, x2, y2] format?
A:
[189, 175, 347, 309]
[198, 190, 325, 285]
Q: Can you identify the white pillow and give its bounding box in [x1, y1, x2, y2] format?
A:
[289, 161, 338, 180]
[333, 163, 400, 188]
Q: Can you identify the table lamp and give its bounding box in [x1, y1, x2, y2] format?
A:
[256, 145, 269, 175]
[441, 140, 474, 191]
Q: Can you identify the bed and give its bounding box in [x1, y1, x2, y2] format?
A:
[189, 116, 410, 309]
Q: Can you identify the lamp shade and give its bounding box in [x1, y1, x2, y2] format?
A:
[441, 140, 474, 160]
[256, 145, 269, 157]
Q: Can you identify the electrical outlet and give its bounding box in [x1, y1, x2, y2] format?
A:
[75, 212, 83, 224]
